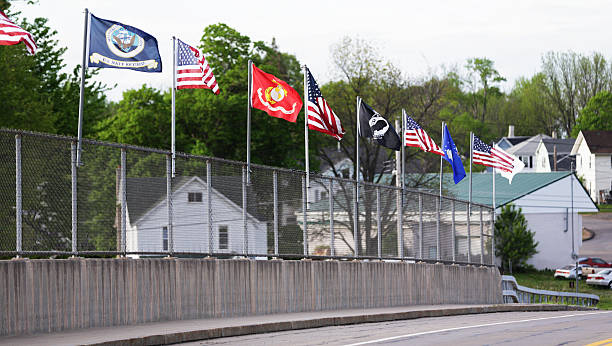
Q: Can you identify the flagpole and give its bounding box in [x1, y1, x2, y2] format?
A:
[400, 110, 406, 259]
[492, 141, 497, 266]
[468, 131, 474, 263]
[246, 60, 252, 184]
[171, 36, 176, 178]
[76, 8, 90, 166]
[354, 96, 360, 258]
[303, 65, 309, 208]
[439, 121, 445, 199]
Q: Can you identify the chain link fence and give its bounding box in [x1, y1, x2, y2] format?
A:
[0, 129, 495, 265]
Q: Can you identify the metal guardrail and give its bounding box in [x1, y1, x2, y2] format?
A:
[502, 275, 599, 307]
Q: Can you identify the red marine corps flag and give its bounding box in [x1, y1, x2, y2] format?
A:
[250, 64, 302, 122]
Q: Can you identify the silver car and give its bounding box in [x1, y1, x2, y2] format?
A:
[554, 264, 584, 279]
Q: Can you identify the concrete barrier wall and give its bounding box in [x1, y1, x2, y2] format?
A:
[0, 258, 501, 337]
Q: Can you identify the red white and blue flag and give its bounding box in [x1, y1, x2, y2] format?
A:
[176, 38, 219, 94]
[404, 114, 444, 155]
[0, 11, 37, 55]
[306, 67, 344, 140]
[472, 135, 515, 172]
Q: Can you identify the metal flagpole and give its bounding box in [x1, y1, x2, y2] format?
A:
[303, 65, 309, 208]
[246, 60, 252, 184]
[76, 8, 90, 166]
[468, 131, 474, 263]
[439, 122, 445, 199]
[492, 141, 496, 266]
[400, 110, 405, 258]
[171, 37, 176, 177]
[354, 96, 360, 258]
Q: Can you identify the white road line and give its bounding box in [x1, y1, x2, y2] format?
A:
[343, 310, 612, 346]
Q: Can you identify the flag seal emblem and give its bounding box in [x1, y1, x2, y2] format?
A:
[264, 80, 287, 105]
[368, 113, 390, 139]
[105, 25, 144, 58]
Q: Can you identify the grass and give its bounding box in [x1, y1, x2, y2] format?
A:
[512, 270, 612, 310]
[598, 204, 612, 212]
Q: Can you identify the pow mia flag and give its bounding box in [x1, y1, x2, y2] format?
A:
[358, 99, 401, 151]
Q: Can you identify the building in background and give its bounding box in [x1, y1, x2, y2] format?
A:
[534, 138, 576, 172]
[571, 130, 612, 204]
[505, 134, 551, 172]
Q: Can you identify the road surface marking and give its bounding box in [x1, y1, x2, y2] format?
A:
[585, 338, 612, 346]
[343, 311, 612, 346]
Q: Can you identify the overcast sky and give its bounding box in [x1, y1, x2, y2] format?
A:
[9, 0, 612, 101]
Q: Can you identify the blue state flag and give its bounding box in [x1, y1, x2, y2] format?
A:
[87, 14, 162, 72]
[442, 124, 466, 184]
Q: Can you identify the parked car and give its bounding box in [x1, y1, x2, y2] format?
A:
[578, 257, 612, 268]
[554, 264, 585, 279]
[586, 269, 612, 288]
[580, 266, 606, 278]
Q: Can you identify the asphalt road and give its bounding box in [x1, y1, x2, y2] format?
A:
[581, 213, 612, 262]
[181, 310, 612, 346]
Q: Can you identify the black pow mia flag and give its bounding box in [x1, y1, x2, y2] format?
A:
[358, 99, 401, 151]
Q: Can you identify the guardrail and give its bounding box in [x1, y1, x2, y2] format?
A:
[502, 275, 599, 307]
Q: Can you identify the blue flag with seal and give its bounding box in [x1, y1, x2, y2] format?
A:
[87, 14, 161, 72]
[441, 124, 466, 184]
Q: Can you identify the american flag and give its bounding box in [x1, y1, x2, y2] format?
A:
[404, 114, 444, 155]
[306, 67, 344, 140]
[0, 11, 37, 55]
[176, 39, 219, 94]
[472, 135, 514, 172]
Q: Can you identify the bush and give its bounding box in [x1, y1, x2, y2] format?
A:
[495, 204, 538, 272]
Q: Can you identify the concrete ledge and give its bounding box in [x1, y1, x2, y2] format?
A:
[1, 304, 596, 346]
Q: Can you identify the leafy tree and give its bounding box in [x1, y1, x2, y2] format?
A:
[494, 204, 538, 272]
[464, 57, 506, 123]
[541, 51, 612, 135]
[572, 90, 612, 137]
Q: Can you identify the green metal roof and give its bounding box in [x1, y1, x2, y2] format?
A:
[443, 171, 573, 207]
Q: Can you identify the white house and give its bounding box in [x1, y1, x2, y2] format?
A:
[506, 134, 550, 172]
[446, 172, 597, 270]
[125, 176, 267, 255]
[534, 138, 575, 172]
[571, 130, 612, 203]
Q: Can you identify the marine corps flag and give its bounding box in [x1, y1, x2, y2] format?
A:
[358, 99, 401, 151]
[250, 64, 302, 122]
[88, 14, 162, 72]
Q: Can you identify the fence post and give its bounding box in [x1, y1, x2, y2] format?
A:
[436, 196, 441, 261]
[242, 165, 248, 255]
[397, 187, 403, 259]
[491, 207, 495, 266]
[329, 178, 335, 257]
[15, 134, 22, 256]
[121, 148, 127, 256]
[354, 181, 359, 258]
[273, 170, 279, 257]
[451, 200, 456, 263]
[207, 160, 213, 255]
[376, 186, 381, 259]
[479, 206, 484, 265]
[166, 155, 173, 256]
[302, 175, 308, 257]
[419, 193, 423, 260]
[467, 201, 471, 263]
[71, 141, 78, 256]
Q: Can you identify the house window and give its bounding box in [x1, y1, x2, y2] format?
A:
[610, 156, 611, 168]
[320, 191, 328, 201]
[218, 225, 228, 250]
[315, 190, 320, 202]
[188, 192, 202, 202]
[529, 156, 533, 168]
[162, 226, 168, 251]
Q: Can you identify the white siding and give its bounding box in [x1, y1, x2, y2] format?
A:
[126, 178, 267, 255]
[534, 142, 551, 172]
[595, 154, 612, 202]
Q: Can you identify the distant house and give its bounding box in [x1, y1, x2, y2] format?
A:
[125, 176, 267, 256]
[534, 138, 576, 172]
[506, 134, 551, 172]
[571, 130, 612, 203]
[445, 172, 597, 270]
[495, 125, 530, 150]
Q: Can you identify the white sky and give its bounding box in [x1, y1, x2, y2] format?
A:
[10, 0, 612, 101]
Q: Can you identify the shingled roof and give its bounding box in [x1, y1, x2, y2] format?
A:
[581, 130, 612, 153]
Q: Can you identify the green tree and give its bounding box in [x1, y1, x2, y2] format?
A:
[494, 204, 538, 272]
[465, 57, 506, 123]
[572, 90, 612, 137]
